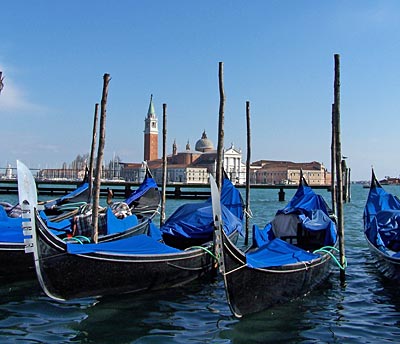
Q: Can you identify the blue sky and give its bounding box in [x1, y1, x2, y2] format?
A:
[1, 1, 399, 181]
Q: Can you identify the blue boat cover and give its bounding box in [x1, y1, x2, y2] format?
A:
[364, 176, 400, 254]
[39, 210, 73, 232]
[161, 203, 243, 240]
[0, 206, 24, 242]
[249, 181, 337, 268]
[363, 179, 400, 227]
[253, 182, 336, 249]
[246, 238, 320, 268]
[205, 176, 244, 222]
[105, 207, 139, 234]
[124, 176, 158, 206]
[277, 183, 332, 218]
[160, 176, 244, 240]
[67, 232, 180, 255]
[44, 182, 89, 209]
[303, 209, 337, 246]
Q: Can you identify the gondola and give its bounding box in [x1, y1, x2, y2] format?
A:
[0, 173, 89, 279]
[18, 161, 243, 300]
[0, 164, 161, 279]
[211, 174, 338, 318]
[363, 169, 400, 281]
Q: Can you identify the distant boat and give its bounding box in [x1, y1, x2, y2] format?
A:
[363, 169, 400, 281]
[211, 174, 339, 318]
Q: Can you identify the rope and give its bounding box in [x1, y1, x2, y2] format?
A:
[63, 237, 84, 244]
[184, 245, 219, 260]
[244, 207, 253, 218]
[224, 263, 247, 275]
[57, 202, 88, 211]
[313, 246, 347, 270]
[73, 235, 91, 243]
[5, 202, 21, 216]
[62, 235, 91, 245]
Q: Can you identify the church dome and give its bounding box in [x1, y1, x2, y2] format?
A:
[195, 131, 214, 152]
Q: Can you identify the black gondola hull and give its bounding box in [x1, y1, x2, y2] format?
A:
[0, 243, 35, 279]
[365, 235, 400, 281]
[34, 216, 216, 300]
[220, 230, 334, 317]
[0, 217, 150, 279]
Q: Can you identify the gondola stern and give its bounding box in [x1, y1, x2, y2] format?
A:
[370, 168, 382, 189]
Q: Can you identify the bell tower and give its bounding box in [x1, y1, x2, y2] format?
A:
[144, 94, 158, 161]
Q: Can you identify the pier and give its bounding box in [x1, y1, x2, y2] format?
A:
[0, 179, 331, 201]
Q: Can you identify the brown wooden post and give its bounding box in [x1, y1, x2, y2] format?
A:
[342, 159, 349, 202]
[216, 62, 225, 189]
[92, 73, 110, 243]
[333, 54, 346, 282]
[88, 103, 99, 203]
[245, 101, 251, 246]
[331, 103, 336, 215]
[278, 188, 285, 202]
[347, 168, 351, 201]
[160, 103, 167, 227]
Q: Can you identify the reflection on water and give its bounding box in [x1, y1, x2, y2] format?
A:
[0, 186, 400, 343]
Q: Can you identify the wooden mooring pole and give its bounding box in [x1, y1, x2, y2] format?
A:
[331, 103, 337, 215]
[342, 159, 351, 202]
[92, 73, 110, 243]
[216, 62, 225, 189]
[333, 55, 346, 282]
[88, 103, 99, 204]
[245, 101, 251, 246]
[160, 103, 167, 227]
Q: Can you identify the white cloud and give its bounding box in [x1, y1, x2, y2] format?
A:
[0, 63, 47, 115]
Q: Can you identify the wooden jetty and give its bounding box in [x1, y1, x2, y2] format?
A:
[0, 178, 331, 201]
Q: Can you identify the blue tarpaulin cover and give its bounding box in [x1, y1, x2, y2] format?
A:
[364, 180, 400, 227]
[40, 207, 139, 236]
[205, 176, 244, 222]
[124, 176, 158, 206]
[246, 238, 319, 268]
[253, 182, 336, 249]
[364, 177, 400, 254]
[106, 207, 138, 234]
[160, 203, 243, 239]
[277, 183, 332, 218]
[44, 182, 89, 209]
[0, 206, 24, 242]
[39, 210, 73, 232]
[67, 232, 180, 255]
[160, 176, 244, 240]
[250, 181, 337, 267]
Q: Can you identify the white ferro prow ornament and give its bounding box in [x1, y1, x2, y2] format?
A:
[209, 174, 225, 274]
[16, 160, 38, 254]
[17, 160, 58, 299]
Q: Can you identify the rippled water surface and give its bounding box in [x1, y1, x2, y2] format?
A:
[1, 185, 400, 343]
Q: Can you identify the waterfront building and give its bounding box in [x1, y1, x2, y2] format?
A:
[249, 160, 331, 185]
[121, 130, 241, 184]
[37, 96, 331, 186]
[143, 94, 158, 161]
